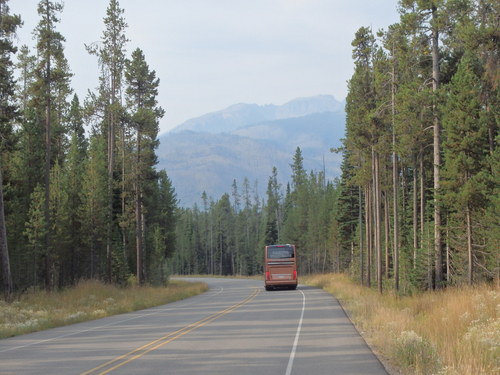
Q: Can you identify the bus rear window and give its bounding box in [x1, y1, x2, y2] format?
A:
[267, 246, 294, 259]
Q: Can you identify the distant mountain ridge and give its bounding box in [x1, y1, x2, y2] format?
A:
[171, 94, 343, 134]
[157, 95, 345, 207]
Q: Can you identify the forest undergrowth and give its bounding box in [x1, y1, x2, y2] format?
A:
[302, 273, 499, 375]
[0, 279, 208, 339]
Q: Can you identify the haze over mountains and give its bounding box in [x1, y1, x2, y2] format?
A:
[157, 95, 345, 207]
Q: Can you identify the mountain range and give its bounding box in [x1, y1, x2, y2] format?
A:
[156, 95, 346, 207]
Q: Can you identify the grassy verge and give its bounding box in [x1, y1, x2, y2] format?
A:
[0, 279, 208, 339]
[302, 273, 499, 375]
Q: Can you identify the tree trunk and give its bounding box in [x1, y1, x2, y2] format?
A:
[413, 157, 418, 269]
[136, 128, 143, 284]
[446, 225, 450, 283]
[391, 54, 400, 290]
[373, 150, 382, 293]
[420, 151, 425, 260]
[122, 126, 127, 263]
[431, 6, 443, 289]
[486, 104, 494, 156]
[359, 186, 364, 286]
[365, 185, 372, 288]
[0, 166, 13, 300]
[466, 203, 473, 285]
[44, 9, 53, 289]
[219, 234, 223, 276]
[141, 200, 146, 278]
[384, 191, 390, 279]
[106, 63, 118, 283]
[392, 134, 399, 284]
[106, 108, 114, 283]
[210, 217, 214, 275]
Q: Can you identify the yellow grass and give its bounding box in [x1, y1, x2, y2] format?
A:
[302, 273, 499, 375]
[0, 279, 208, 339]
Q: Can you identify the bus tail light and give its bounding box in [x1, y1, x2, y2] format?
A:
[266, 271, 270, 281]
[293, 270, 297, 280]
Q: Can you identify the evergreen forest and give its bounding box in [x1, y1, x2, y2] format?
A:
[0, 0, 176, 298]
[0, 0, 498, 300]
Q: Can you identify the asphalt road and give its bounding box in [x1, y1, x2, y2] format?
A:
[0, 278, 388, 375]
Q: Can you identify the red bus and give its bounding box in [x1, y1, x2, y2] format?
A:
[264, 244, 297, 291]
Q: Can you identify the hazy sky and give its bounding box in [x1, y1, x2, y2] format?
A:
[11, 0, 401, 134]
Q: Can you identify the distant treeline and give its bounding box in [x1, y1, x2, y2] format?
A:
[172, 153, 339, 277]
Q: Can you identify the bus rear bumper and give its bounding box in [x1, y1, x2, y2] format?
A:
[264, 280, 298, 290]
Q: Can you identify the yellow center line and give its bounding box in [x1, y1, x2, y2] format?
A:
[81, 288, 260, 375]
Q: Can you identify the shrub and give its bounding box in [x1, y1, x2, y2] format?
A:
[395, 330, 440, 374]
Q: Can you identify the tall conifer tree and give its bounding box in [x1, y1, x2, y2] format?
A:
[31, 0, 71, 289]
[399, 0, 447, 288]
[87, 0, 128, 282]
[264, 167, 281, 245]
[0, 0, 21, 299]
[441, 53, 491, 284]
[124, 48, 163, 284]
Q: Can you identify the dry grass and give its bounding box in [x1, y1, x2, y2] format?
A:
[302, 273, 499, 375]
[0, 279, 208, 339]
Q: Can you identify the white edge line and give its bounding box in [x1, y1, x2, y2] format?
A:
[285, 289, 305, 375]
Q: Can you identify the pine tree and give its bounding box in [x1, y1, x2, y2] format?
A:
[62, 95, 87, 283]
[146, 170, 177, 284]
[382, 23, 407, 290]
[345, 26, 376, 286]
[264, 167, 281, 245]
[49, 161, 70, 287]
[399, 0, 447, 288]
[31, 0, 72, 289]
[371, 45, 394, 293]
[282, 147, 310, 273]
[86, 0, 128, 282]
[13, 46, 43, 207]
[336, 150, 362, 279]
[80, 133, 108, 279]
[441, 53, 491, 284]
[154, 170, 178, 259]
[23, 184, 47, 287]
[214, 194, 233, 275]
[0, 0, 21, 299]
[124, 48, 163, 284]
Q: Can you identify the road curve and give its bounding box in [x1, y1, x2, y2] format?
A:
[0, 278, 388, 375]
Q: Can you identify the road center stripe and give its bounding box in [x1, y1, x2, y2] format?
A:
[81, 288, 260, 375]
